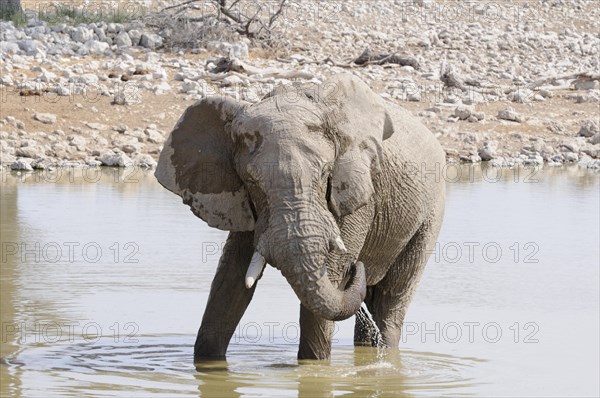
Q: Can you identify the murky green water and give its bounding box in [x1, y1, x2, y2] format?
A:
[1, 165, 598, 397]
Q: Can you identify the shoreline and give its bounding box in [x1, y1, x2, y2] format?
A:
[1, 1, 599, 172]
[2, 162, 598, 185]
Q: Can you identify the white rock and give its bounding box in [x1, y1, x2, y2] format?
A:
[454, 105, 472, 120]
[575, 93, 600, 104]
[113, 90, 140, 105]
[230, 41, 249, 59]
[573, 79, 599, 91]
[11, 159, 34, 171]
[460, 154, 482, 163]
[67, 135, 87, 151]
[407, 92, 421, 102]
[578, 120, 599, 137]
[135, 154, 157, 168]
[85, 122, 109, 130]
[100, 152, 133, 167]
[85, 159, 103, 167]
[33, 113, 57, 124]
[462, 92, 486, 104]
[140, 33, 163, 50]
[0, 74, 14, 86]
[15, 143, 40, 158]
[472, 112, 485, 121]
[478, 141, 498, 161]
[174, 69, 202, 81]
[564, 152, 579, 162]
[144, 128, 163, 144]
[114, 31, 132, 47]
[586, 159, 600, 169]
[522, 152, 544, 165]
[489, 157, 516, 168]
[55, 86, 71, 96]
[78, 74, 99, 85]
[4, 116, 16, 126]
[152, 70, 167, 80]
[17, 39, 45, 55]
[497, 107, 524, 123]
[85, 40, 110, 54]
[180, 79, 201, 93]
[153, 81, 171, 95]
[559, 139, 580, 153]
[223, 75, 244, 86]
[508, 88, 534, 103]
[0, 41, 20, 54]
[120, 144, 139, 154]
[106, 23, 118, 33]
[113, 124, 128, 133]
[128, 29, 142, 46]
[71, 26, 94, 43]
[39, 68, 57, 82]
[31, 158, 53, 169]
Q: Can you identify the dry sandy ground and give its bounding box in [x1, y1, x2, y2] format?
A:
[2, 70, 598, 163]
[1, 0, 599, 167]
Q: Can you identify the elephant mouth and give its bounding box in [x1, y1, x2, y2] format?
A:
[244, 233, 347, 280]
[242, 230, 365, 322]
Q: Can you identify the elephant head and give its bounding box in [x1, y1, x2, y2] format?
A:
[156, 74, 396, 321]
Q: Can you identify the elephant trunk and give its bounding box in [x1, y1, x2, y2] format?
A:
[260, 213, 366, 321]
[282, 259, 367, 322]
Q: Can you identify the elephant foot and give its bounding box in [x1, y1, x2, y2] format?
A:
[194, 324, 233, 361]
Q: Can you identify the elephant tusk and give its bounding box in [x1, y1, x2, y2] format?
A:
[330, 236, 347, 254]
[245, 251, 266, 289]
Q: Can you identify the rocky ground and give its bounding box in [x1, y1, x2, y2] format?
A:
[1, 0, 599, 171]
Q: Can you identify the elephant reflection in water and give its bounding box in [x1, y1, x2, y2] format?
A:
[194, 348, 410, 398]
[157, 74, 445, 361]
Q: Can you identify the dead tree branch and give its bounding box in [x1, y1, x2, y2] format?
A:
[159, 0, 287, 41]
[353, 48, 421, 70]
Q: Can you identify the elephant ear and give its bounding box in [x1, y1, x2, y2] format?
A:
[323, 74, 395, 217]
[155, 96, 255, 231]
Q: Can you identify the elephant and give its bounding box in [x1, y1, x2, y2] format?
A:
[155, 73, 446, 361]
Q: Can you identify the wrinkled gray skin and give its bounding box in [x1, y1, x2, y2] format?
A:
[155, 74, 445, 361]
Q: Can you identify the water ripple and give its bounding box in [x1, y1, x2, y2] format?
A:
[7, 335, 481, 397]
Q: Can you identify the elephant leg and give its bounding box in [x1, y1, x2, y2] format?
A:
[368, 217, 441, 348]
[298, 304, 335, 360]
[194, 231, 256, 360]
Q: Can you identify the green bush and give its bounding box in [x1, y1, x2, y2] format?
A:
[0, 4, 27, 27]
[0, 3, 143, 26]
[37, 4, 141, 25]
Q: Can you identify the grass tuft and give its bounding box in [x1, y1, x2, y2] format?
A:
[0, 3, 142, 27]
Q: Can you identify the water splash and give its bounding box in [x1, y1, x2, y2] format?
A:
[354, 303, 382, 348]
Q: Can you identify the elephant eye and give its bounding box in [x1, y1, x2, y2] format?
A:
[245, 177, 258, 188]
[245, 165, 260, 184]
[326, 175, 332, 204]
[248, 199, 258, 219]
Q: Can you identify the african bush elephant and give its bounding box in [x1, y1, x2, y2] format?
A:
[155, 73, 445, 360]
